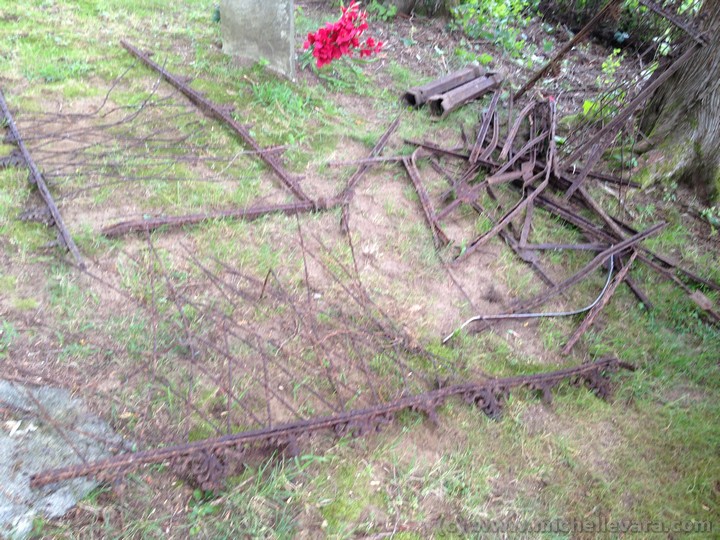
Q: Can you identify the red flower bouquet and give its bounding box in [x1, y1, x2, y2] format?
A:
[303, 2, 383, 68]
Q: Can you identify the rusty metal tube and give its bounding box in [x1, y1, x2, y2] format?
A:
[402, 66, 483, 107]
[427, 74, 501, 117]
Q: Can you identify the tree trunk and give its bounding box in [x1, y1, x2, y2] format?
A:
[639, 2, 720, 200]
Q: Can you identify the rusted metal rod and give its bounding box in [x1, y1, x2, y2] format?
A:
[470, 90, 501, 164]
[513, 222, 666, 314]
[402, 151, 450, 248]
[0, 90, 85, 269]
[120, 40, 310, 202]
[101, 197, 342, 237]
[340, 115, 401, 233]
[30, 357, 633, 488]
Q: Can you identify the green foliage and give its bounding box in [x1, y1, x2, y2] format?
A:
[451, 0, 539, 59]
[600, 47, 623, 85]
[454, 42, 494, 66]
[700, 206, 720, 234]
[0, 320, 19, 358]
[367, 0, 397, 21]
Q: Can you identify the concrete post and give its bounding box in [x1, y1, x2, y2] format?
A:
[220, 0, 295, 79]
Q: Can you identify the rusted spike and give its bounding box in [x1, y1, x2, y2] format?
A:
[30, 358, 633, 489]
[0, 90, 85, 269]
[120, 40, 310, 202]
[102, 197, 342, 238]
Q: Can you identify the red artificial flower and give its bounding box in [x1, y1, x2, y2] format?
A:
[304, 1, 383, 68]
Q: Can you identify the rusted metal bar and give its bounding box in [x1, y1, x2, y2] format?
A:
[340, 115, 401, 233]
[427, 74, 501, 118]
[510, 222, 666, 315]
[514, 0, 622, 101]
[470, 90, 501, 164]
[564, 133, 617, 200]
[435, 179, 488, 222]
[405, 140, 472, 162]
[402, 66, 483, 107]
[480, 109, 501, 161]
[432, 158, 557, 288]
[402, 151, 450, 248]
[617, 256, 654, 310]
[120, 40, 310, 202]
[457, 102, 557, 262]
[519, 202, 534, 248]
[524, 242, 606, 251]
[529, 192, 654, 310]
[30, 357, 633, 489]
[501, 227, 557, 288]
[562, 251, 638, 355]
[0, 90, 85, 269]
[436, 161, 484, 203]
[456, 171, 550, 262]
[102, 197, 342, 238]
[329, 156, 404, 167]
[486, 170, 525, 186]
[534, 191, 690, 304]
[585, 170, 641, 189]
[494, 131, 549, 179]
[602, 210, 720, 293]
[500, 101, 536, 161]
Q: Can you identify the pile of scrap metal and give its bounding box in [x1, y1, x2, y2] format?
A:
[389, 1, 720, 348]
[395, 88, 720, 352]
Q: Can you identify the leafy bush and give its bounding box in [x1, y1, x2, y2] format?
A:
[451, 0, 539, 58]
